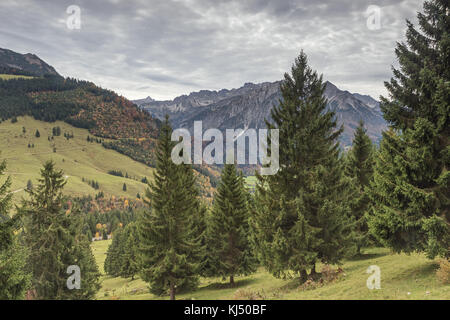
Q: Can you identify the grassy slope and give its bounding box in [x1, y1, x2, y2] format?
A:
[0, 116, 154, 202]
[92, 240, 449, 300]
[0, 74, 34, 80]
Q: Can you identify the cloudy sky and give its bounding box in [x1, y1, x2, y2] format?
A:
[0, 0, 423, 100]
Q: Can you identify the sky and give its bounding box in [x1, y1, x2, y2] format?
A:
[0, 0, 424, 101]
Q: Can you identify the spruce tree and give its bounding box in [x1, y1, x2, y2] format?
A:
[344, 120, 375, 255]
[26, 179, 33, 191]
[251, 51, 352, 281]
[120, 222, 140, 280]
[368, 0, 449, 259]
[138, 116, 203, 300]
[206, 164, 256, 286]
[104, 228, 125, 277]
[20, 161, 100, 299]
[0, 159, 31, 299]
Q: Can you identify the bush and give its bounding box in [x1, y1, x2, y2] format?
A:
[436, 259, 450, 285]
[233, 289, 266, 300]
[320, 265, 345, 283]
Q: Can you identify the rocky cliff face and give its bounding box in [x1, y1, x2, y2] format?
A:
[135, 81, 386, 148]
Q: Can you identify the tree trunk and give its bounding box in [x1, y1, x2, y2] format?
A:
[170, 281, 175, 300]
[300, 270, 308, 283]
[230, 275, 235, 287]
[310, 264, 317, 277]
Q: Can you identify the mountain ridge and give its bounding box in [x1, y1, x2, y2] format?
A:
[0, 47, 60, 76]
[134, 81, 387, 147]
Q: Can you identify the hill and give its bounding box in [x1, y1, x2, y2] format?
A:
[0, 116, 154, 202]
[0, 47, 59, 77]
[0, 48, 217, 199]
[0, 48, 161, 165]
[92, 240, 449, 300]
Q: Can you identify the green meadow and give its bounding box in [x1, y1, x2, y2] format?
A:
[0, 116, 154, 203]
[92, 240, 449, 300]
[0, 74, 35, 80]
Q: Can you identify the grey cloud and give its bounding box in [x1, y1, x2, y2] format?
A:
[0, 0, 424, 100]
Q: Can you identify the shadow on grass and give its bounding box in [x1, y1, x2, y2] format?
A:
[346, 251, 389, 262]
[200, 278, 258, 291]
[391, 260, 440, 281]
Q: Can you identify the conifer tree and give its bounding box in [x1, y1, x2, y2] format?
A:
[104, 228, 125, 277]
[120, 222, 140, 280]
[138, 116, 203, 300]
[206, 164, 256, 286]
[26, 179, 33, 191]
[368, 0, 449, 259]
[344, 120, 375, 255]
[0, 159, 31, 299]
[20, 161, 100, 299]
[251, 51, 352, 281]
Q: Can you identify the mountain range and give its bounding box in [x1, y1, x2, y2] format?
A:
[134, 81, 386, 147]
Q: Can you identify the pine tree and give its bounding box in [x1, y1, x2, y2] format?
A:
[206, 164, 256, 286]
[138, 116, 203, 300]
[251, 51, 352, 281]
[104, 229, 124, 277]
[368, 0, 449, 259]
[344, 120, 375, 255]
[26, 179, 33, 191]
[0, 159, 31, 299]
[119, 222, 140, 280]
[122, 183, 127, 192]
[20, 161, 100, 299]
[35, 130, 40, 138]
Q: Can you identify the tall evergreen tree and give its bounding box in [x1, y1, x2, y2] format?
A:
[20, 161, 100, 299]
[344, 120, 375, 255]
[368, 0, 449, 259]
[104, 228, 125, 277]
[0, 159, 31, 299]
[120, 222, 140, 280]
[138, 116, 203, 300]
[251, 51, 352, 281]
[206, 164, 256, 286]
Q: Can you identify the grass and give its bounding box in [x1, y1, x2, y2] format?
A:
[0, 74, 35, 80]
[0, 116, 154, 203]
[92, 240, 449, 300]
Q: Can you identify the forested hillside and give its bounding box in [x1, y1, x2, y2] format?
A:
[0, 75, 160, 166]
